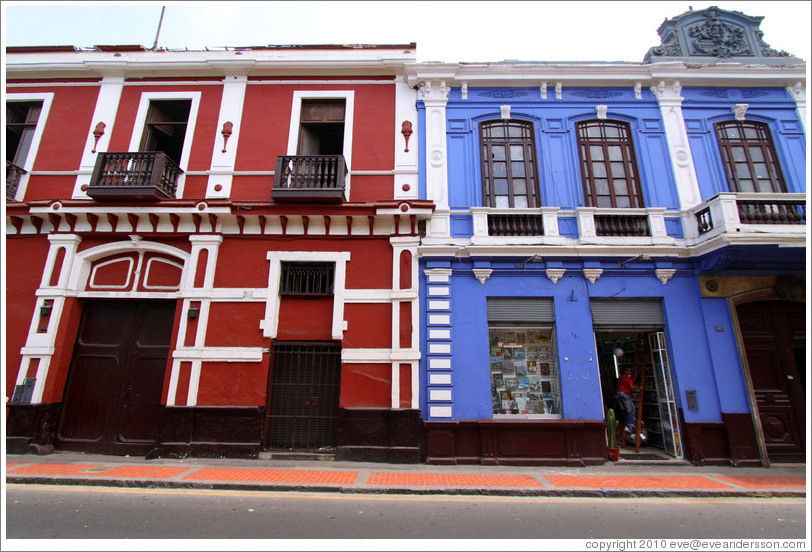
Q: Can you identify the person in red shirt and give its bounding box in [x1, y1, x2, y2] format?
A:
[616, 367, 638, 434]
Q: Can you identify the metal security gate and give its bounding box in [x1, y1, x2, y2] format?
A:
[264, 342, 341, 452]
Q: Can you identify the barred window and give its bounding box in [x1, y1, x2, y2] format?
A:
[715, 121, 786, 193]
[576, 120, 644, 208]
[480, 119, 540, 208]
[279, 262, 334, 295]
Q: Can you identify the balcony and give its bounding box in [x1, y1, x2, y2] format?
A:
[689, 193, 806, 241]
[272, 155, 347, 203]
[86, 152, 182, 200]
[6, 160, 26, 201]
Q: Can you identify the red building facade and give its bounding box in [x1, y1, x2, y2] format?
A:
[6, 44, 431, 461]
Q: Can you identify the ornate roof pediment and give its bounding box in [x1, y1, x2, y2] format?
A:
[644, 6, 802, 64]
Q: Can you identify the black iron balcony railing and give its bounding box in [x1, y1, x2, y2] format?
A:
[6, 160, 26, 201]
[86, 152, 182, 200]
[594, 214, 650, 237]
[272, 155, 347, 203]
[487, 214, 545, 236]
[737, 199, 805, 225]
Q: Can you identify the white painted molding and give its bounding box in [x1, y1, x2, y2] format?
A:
[786, 82, 806, 133]
[206, 75, 247, 198]
[6, 92, 55, 201]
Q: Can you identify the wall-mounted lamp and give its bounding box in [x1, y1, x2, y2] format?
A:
[187, 306, 199, 320]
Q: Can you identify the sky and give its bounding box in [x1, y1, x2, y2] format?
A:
[2, 1, 810, 64]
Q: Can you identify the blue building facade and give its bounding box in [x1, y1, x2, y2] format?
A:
[410, 7, 806, 466]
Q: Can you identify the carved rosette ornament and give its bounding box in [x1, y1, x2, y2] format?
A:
[221, 121, 233, 153]
[91, 122, 106, 153]
[401, 120, 413, 152]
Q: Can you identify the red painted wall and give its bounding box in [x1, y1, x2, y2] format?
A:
[195, 361, 268, 406]
[340, 364, 391, 407]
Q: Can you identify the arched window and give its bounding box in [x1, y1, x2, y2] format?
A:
[479, 119, 540, 208]
[715, 120, 786, 193]
[576, 120, 644, 208]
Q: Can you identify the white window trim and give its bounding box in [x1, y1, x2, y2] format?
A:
[6, 92, 55, 201]
[128, 91, 202, 198]
[286, 90, 355, 199]
[264, 251, 351, 340]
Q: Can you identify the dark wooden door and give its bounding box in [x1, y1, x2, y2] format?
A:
[56, 301, 175, 456]
[264, 342, 341, 452]
[737, 301, 806, 462]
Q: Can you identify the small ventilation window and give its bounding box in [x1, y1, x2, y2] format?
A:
[280, 262, 334, 295]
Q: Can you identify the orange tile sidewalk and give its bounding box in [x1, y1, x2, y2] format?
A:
[6, 460, 806, 494]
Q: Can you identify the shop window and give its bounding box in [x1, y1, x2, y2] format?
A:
[576, 120, 644, 208]
[715, 120, 786, 193]
[489, 326, 561, 417]
[139, 99, 192, 165]
[480, 119, 540, 208]
[297, 99, 345, 155]
[279, 262, 334, 296]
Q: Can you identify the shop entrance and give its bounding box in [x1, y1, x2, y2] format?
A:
[737, 300, 805, 462]
[595, 330, 683, 460]
[264, 341, 341, 452]
[56, 300, 176, 456]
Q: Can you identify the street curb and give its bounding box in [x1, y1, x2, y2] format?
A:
[6, 475, 806, 499]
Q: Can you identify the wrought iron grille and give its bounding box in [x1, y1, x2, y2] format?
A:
[265, 342, 342, 452]
[487, 214, 545, 236]
[737, 199, 805, 225]
[6, 160, 26, 200]
[594, 214, 651, 237]
[280, 263, 334, 295]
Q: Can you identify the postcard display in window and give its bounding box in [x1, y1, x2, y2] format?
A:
[489, 327, 561, 416]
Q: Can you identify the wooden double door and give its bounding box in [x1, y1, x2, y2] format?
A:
[737, 301, 805, 462]
[56, 301, 175, 456]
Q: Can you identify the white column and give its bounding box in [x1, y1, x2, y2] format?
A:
[651, 81, 703, 209]
[420, 82, 451, 239]
[72, 75, 125, 198]
[206, 74, 248, 198]
[787, 82, 806, 134]
[394, 77, 419, 200]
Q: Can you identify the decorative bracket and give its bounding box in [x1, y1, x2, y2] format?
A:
[221, 121, 233, 153]
[461, 82, 468, 100]
[401, 120, 413, 152]
[473, 268, 493, 284]
[582, 268, 603, 284]
[634, 83, 642, 99]
[655, 268, 677, 285]
[555, 82, 563, 100]
[91, 122, 106, 153]
[596, 105, 608, 119]
[546, 268, 566, 284]
[540, 82, 548, 99]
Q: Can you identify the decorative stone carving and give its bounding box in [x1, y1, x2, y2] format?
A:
[655, 268, 677, 285]
[634, 83, 642, 100]
[401, 120, 413, 152]
[731, 104, 749, 121]
[644, 6, 798, 63]
[582, 268, 603, 284]
[572, 89, 623, 99]
[220, 121, 233, 153]
[540, 83, 547, 99]
[595, 105, 608, 120]
[461, 82, 468, 99]
[473, 268, 492, 284]
[479, 89, 529, 98]
[91, 122, 106, 153]
[500, 105, 511, 120]
[555, 83, 562, 100]
[546, 268, 566, 284]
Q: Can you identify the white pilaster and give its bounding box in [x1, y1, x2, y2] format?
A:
[394, 77, 419, 200]
[787, 82, 806, 134]
[420, 81, 450, 239]
[206, 75, 248, 198]
[72, 76, 125, 198]
[651, 80, 703, 209]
